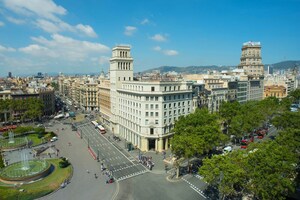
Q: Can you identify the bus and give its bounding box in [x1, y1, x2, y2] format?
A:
[97, 125, 106, 134]
[0, 125, 17, 132]
[91, 121, 98, 127]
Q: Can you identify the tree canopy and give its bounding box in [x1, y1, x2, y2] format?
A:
[171, 108, 228, 158]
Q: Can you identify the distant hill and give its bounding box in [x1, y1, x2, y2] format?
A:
[265, 60, 300, 70]
[141, 60, 300, 74]
[142, 65, 234, 74]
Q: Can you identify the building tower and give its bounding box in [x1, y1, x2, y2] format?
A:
[109, 46, 133, 133]
[238, 41, 264, 78]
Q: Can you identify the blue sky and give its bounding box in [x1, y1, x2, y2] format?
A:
[0, 0, 299, 77]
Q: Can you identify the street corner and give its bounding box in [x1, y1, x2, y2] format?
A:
[166, 173, 183, 183]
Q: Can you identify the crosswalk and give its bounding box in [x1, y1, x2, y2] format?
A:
[116, 169, 148, 181]
[182, 175, 207, 199]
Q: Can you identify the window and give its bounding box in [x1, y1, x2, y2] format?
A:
[151, 112, 154, 117]
[145, 119, 149, 125]
[124, 77, 125, 81]
[164, 104, 167, 109]
[178, 102, 180, 106]
[150, 128, 154, 135]
[155, 120, 159, 125]
[151, 87, 155, 91]
[164, 112, 167, 116]
[150, 104, 154, 109]
[169, 96, 171, 100]
[155, 104, 159, 109]
[146, 112, 149, 117]
[169, 103, 171, 108]
[155, 97, 158, 101]
[146, 97, 149, 101]
[155, 112, 158, 117]
[174, 103, 176, 107]
[146, 104, 149, 109]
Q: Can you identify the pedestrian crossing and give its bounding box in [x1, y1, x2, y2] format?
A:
[116, 169, 148, 181]
[182, 176, 207, 199]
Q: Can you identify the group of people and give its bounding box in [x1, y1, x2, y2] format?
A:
[138, 155, 154, 170]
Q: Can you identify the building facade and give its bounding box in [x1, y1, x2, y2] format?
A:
[238, 41, 264, 78]
[109, 46, 193, 152]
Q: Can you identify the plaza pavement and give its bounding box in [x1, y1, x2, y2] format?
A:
[39, 120, 116, 200]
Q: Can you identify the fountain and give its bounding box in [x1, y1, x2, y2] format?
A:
[0, 152, 51, 183]
[21, 152, 30, 171]
[8, 131, 15, 144]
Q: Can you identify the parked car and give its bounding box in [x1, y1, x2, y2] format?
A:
[50, 136, 58, 142]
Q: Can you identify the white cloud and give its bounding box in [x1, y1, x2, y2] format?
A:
[0, 21, 4, 26]
[153, 46, 161, 51]
[150, 34, 167, 42]
[2, 0, 98, 38]
[34, 19, 74, 33]
[141, 18, 149, 25]
[76, 24, 97, 38]
[6, 16, 25, 24]
[163, 50, 178, 56]
[98, 56, 110, 65]
[3, 0, 66, 21]
[20, 34, 110, 62]
[124, 26, 137, 36]
[0, 45, 16, 52]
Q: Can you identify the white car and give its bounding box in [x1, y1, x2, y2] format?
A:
[50, 136, 58, 142]
[223, 146, 232, 154]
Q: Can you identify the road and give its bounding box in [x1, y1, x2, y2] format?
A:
[77, 122, 148, 181]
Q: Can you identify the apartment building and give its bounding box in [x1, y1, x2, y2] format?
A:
[238, 41, 264, 78]
[109, 46, 193, 152]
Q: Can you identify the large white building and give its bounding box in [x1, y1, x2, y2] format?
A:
[109, 46, 194, 152]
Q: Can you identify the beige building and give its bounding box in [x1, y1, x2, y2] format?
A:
[99, 77, 111, 126]
[264, 85, 287, 99]
[238, 41, 264, 78]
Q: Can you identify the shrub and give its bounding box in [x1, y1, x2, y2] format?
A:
[59, 157, 70, 168]
[0, 154, 4, 168]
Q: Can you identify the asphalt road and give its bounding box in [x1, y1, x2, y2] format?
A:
[77, 123, 148, 181]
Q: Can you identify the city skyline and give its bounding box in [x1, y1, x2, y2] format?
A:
[0, 0, 300, 77]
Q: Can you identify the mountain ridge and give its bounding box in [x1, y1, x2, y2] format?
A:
[141, 60, 300, 74]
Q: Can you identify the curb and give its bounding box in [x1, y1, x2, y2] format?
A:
[166, 174, 182, 183]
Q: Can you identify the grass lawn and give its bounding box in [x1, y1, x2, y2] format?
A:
[26, 134, 44, 146]
[0, 159, 72, 200]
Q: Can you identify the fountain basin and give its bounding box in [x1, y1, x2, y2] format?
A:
[0, 160, 51, 183]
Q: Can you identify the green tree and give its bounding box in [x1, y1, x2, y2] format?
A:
[171, 109, 229, 177]
[245, 142, 297, 200]
[200, 151, 248, 198]
[272, 111, 300, 130]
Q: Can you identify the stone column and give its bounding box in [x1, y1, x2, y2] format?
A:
[141, 137, 148, 151]
[165, 138, 169, 150]
[157, 138, 163, 152]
